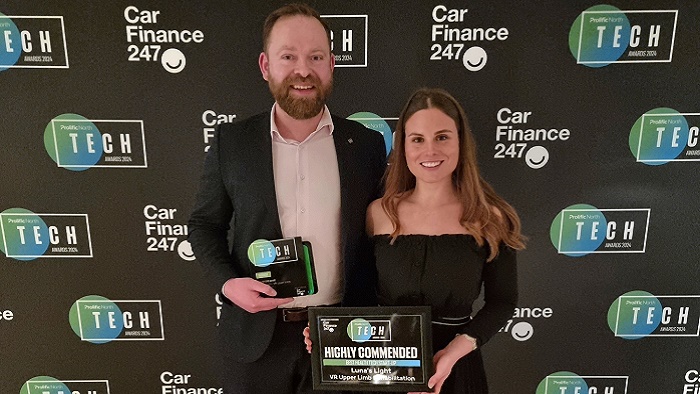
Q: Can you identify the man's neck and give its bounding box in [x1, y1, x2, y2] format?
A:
[274, 104, 324, 142]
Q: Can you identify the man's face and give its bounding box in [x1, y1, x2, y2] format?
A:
[259, 15, 335, 120]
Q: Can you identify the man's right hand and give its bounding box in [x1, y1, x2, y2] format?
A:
[222, 277, 294, 313]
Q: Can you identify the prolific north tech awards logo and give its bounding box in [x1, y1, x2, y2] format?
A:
[0, 12, 69, 72]
[629, 108, 700, 165]
[43, 113, 148, 171]
[347, 112, 396, 157]
[247, 238, 300, 267]
[347, 318, 391, 343]
[550, 204, 650, 257]
[21, 376, 110, 394]
[607, 291, 700, 340]
[321, 14, 367, 67]
[0, 208, 92, 261]
[536, 371, 629, 394]
[569, 5, 677, 68]
[69, 295, 165, 344]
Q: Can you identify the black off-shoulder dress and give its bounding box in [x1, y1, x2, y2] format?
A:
[372, 234, 518, 394]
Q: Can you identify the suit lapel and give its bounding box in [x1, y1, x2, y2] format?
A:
[248, 115, 283, 237]
[333, 124, 354, 239]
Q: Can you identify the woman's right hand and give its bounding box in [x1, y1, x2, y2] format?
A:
[303, 325, 313, 353]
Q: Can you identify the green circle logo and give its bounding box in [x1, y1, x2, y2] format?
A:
[569, 5, 631, 68]
[69, 295, 124, 344]
[247, 239, 276, 267]
[550, 204, 607, 257]
[348, 112, 392, 156]
[20, 376, 71, 394]
[629, 108, 689, 165]
[347, 318, 372, 343]
[607, 290, 662, 340]
[44, 113, 103, 171]
[536, 371, 588, 394]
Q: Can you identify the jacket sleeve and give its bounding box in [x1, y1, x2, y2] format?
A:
[188, 126, 238, 290]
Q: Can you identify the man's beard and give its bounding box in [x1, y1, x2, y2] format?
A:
[269, 75, 333, 120]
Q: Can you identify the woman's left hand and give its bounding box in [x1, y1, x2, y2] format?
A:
[408, 335, 475, 394]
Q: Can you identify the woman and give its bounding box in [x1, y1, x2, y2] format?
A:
[367, 88, 525, 394]
[305, 88, 524, 393]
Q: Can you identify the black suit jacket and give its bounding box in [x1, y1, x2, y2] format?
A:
[188, 111, 386, 362]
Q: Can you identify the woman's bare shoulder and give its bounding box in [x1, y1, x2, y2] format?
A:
[366, 199, 393, 235]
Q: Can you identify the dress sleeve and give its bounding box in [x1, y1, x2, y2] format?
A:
[460, 244, 518, 347]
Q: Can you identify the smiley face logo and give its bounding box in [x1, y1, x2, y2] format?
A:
[462, 46, 487, 71]
[525, 146, 549, 169]
[161, 48, 186, 73]
[511, 322, 534, 341]
[177, 240, 196, 261]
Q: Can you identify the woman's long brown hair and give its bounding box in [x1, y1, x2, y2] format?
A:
[381, 88, 525, 260]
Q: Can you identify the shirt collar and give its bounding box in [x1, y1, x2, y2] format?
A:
[269, 103, 334, 144]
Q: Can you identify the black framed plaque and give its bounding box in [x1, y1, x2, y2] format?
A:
[308, 306, 433, 392]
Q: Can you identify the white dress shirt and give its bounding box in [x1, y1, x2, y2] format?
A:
[270, 104, 342, 308]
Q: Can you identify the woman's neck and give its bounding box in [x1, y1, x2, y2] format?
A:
[407, 179, 459, 208]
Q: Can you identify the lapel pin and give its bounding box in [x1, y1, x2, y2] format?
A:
[348, 138, 353, 144]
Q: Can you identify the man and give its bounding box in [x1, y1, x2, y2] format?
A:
[188, 3, 386, 393]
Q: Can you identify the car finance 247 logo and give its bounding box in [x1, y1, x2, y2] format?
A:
[0, 208, 92, 261]
[69, 295, 164, 344]
[0, 12, 69, 72]
[550, 204, 650, 257]
[44, 114, 147, 171]
[536, 372, 629, 394]
[607, 291, 700, 340]
[629, 108, 700, 165]
[569, 5, 677, 68]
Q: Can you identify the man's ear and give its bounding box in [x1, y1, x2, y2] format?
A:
[259, 52, 269, 81]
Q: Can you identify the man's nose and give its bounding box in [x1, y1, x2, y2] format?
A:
[293, 59, 311, 78]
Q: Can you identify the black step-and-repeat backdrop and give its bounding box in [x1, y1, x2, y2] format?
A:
[2, 1, 699, 393]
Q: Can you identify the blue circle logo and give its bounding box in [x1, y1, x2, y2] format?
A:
[69, 295, 124, 344]
[607, 290, 662, 340]
[44, 114, 103, 171]
[347, 318, 372, 343]
[550, 204, 607, 257]
[0, 13, 21, 72]
[629, 108, 689, 166]
[0, 208, 49, 261]
[569, 5, 631, 68]
[247, 239, 277, 267]
[348, 112, 393, 157]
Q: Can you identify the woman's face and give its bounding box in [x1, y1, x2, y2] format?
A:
[404, 108, 460, 185]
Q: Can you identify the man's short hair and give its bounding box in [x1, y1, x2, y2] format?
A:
[262, 3, 332, 52]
